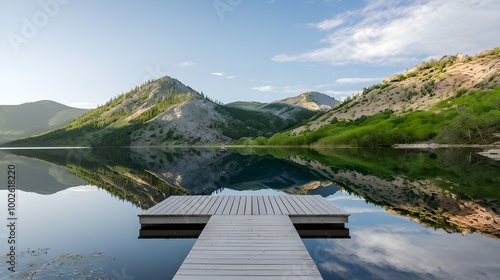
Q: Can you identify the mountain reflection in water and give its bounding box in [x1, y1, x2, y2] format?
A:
[1, 147, 499, 279]
[2, 147, 499, 239]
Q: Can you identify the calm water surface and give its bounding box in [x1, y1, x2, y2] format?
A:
[0, 147, 499, 279]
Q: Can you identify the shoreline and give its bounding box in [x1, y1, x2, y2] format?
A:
[392, 143, 500, 149]
[392, 143, 500, 161]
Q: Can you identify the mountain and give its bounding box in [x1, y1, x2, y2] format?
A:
[274, 91, 338, 111]
[295, 48, 500, 133]
[240, 48, 500, 146]
[0, 100, 87, 144]
[227, 91, 337, 120]
[3, 76, 317, 147]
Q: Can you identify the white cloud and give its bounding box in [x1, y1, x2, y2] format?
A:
[313, 224, 500, 279]
[177, 61, 196, 67]
[336, 77, 383, 84]
[211, 72, 236, 79]
[323, 90, 360, 101]
[273, 0, 500, 65]
[252, 85, 275, 92]
[312, 18, 344, 30]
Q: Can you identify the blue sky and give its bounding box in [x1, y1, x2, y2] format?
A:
[1, 0, 499, 109]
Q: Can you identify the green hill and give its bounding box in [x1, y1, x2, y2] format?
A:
[3, 76, 316, 147]
[238, 88, 500, 146]
[0, 100, 87, 144]
[237, 48, 500, 147]
[226, 101, 265, 110]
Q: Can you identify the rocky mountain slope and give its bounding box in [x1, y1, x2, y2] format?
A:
[276, 91, 339, 111]
[226, 91, 337, 120]
[4, 76, 318, 147]
[0, 100, 87, 144]
[294, 48, 500, 134]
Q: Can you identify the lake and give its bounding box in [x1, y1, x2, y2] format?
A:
[0, 147, 499, 279]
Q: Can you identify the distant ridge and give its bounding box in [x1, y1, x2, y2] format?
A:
[227, 91, 337, 120]
[0, 100, 88, 144]
[274, 91, 339, 111]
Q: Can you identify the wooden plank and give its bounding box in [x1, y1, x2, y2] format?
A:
[289, 195, 312, 214]
[192, 195, 213, 215]
[278, 195, 299, 215]
[184, 252, 313, 259]
[176, 265, 321, 274]
[312, 195, 348, 215]
[267, 196, 282, 215]
[182, 257, 313, 264]
[214, 196, 230, 215]
[272, 195, 288, 215]
[182, 195, 207, 215]
[206, 196, 223, 215]
[244, 196, 252, 215]
[236, 196, 245, 215]
[147, 196, 182, 215]
[289, 195, 316, 215]
[170, 195, 199, 215]
[263, 196, 274, 215]
[251, 196, 258, 215]
[299, 196, 324, 214]
[174, 276, 322, 280]
[142, 196, 172, 214]
[222, 196, 236, 215]
[186, 196, 210, 215]
[295, 195, 324, 215]
[257, 196, 267, 215]
[307, 195, 332, 214]
[230, 196, 241, 215]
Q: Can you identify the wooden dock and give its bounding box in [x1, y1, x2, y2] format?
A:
[139, 195, 348, 225]
[138, 195, 349, 279]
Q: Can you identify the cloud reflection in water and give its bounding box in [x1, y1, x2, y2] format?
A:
[306, 192, 500, 280]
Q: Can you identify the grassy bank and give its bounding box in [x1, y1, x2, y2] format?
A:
[235, 88, 500, 147]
